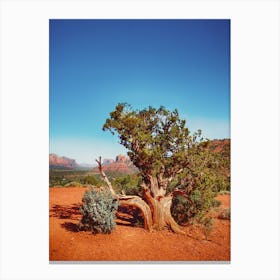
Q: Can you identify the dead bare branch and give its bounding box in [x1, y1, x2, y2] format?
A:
[95, 156, 116, 196]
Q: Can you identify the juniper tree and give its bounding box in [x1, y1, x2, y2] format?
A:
[97, 103, 219, 234]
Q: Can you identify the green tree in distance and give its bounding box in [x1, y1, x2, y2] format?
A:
[97, 103, 221, 234]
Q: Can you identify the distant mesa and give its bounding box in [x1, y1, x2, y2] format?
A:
[93, 154, 138, 174]
[49, 154, 79, 170]
[115, 154, 127, 163]
[49, 153, 137, 173]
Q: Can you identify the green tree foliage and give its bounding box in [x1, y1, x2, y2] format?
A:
[79, 188, 119, 234]
[103, 103, 194, 179]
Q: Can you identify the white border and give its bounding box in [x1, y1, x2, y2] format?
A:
[0, 0, 279, 279]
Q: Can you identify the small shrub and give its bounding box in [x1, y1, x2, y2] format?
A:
[64, 181, 83, 187]
[218, 208, 231, 220]
[218, 190, 231, 195]
[171, 189, 216, 225]
[200, 216, 215, 240]
[79, 188, 119, 234]
[211, 198, 222, 208]
[81, 175, 102, 187]
[113, 174, 142, 195]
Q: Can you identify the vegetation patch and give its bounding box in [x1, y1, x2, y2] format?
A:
[218, 208, 231, 220]
[79, 188, 119, 234]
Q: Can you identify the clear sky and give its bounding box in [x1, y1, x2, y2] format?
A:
[50, 19, 230, 164]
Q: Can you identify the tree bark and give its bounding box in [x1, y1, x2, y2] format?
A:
[142, 177, 185, 234]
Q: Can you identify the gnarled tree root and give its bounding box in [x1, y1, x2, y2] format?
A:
[118, 195, 153, 231]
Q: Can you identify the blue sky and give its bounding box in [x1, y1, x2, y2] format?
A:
[50, 19, 230, 164]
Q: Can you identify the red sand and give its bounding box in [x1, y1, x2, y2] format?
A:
[49, 187, 230, 261]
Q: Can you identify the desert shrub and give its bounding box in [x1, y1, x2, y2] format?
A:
[218, 207, 231, 220]
[213, 175, 230, 193]
[218, 190, 231, 195]
[79, 188, 119, 234]
[212, 198, 222, 207]
[200, 216, 215, 240]
[64, 181, 84, 187]
[113, 174, 142, 195]
[171, 194, 222, 226]
[80, 175, 102, 187]
[49, 176, 70, 187]
[168, 138, 230, 226]
[171, 170, 219, 225]
[171, 188, 215, 225]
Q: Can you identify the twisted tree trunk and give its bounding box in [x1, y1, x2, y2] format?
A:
[142, 176, 185, 234]
[118, 195, 153, 231]
[96, 157, 185, 234]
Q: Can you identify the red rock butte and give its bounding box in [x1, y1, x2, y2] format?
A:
[93, 154, 138, 174]
[49, 154, 79, 169]
[115, 154, 127, 163]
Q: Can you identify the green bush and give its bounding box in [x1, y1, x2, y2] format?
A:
[64, 181, 84, 187]
[213, 175, 230, 193]
[171, 186, 216, 226]
[113, 174, 142, 195]
[80, 175, 102, 187]
[218, 208, 231, 220]
[218, 190, 231, 195]
[211, 198, 222, 207]
[200, 216, 215, 240]
[79, 188, 119, 234]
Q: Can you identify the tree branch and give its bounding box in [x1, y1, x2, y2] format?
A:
[95, 156, 116, 196]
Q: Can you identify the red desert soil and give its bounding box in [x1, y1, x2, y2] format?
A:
[49, 187, 230, 261]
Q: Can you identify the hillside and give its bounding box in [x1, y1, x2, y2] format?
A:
[209, 138, 230, 155]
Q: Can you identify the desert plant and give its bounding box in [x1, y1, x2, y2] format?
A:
[218, 207, 231, 220]
[218, 190, 231, 195]
[113, 174, 142, 195]
[64, 181, 84, 187]
[200, 216, 215, 240]
[81, 175, 102, 187]
[171, 189, 220, 225]
[79, 188, 119, 234]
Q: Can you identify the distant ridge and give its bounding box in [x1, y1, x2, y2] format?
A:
[49, 154, 79, 170]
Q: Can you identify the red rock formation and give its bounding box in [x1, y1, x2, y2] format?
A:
[116, 154, 127, 163]
[93, 154, 138, 174]
[49, 154, 79, 169]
